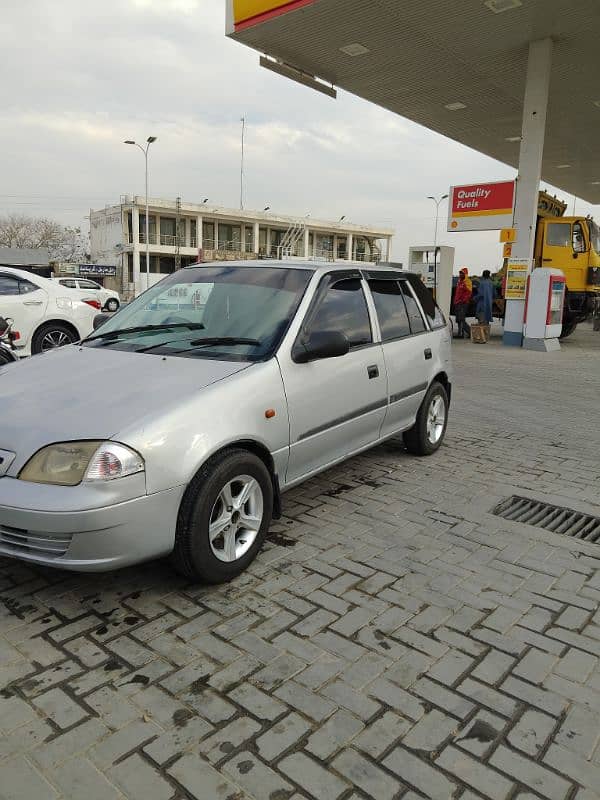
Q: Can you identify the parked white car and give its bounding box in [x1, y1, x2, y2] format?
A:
[0, 268, 98, 356]
[54, 277, 120, 312]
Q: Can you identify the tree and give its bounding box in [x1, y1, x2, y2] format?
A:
[0, 213, 88, 262]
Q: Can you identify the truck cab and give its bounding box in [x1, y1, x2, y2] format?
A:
[534, 194, 600, 337]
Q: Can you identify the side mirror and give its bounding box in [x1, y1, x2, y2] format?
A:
[93, 314, 109, 331]
[293, 330, 350, 363]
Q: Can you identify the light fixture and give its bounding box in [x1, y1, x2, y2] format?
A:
[203, 198, 209, 203]
[445, 102, 467, 111]
[264, 206, 271, 212]
[124, 139, 135, 145]
[484, 0, 522, 13]
[590, 181, 600, 185]
[147, 136, 157, 143]
[259, 56, 337, 99]
[340, 43, 370, 56]
[505, 136, 521, 142]
[556, 164, 572, 169]
[339, 215, 346, 222]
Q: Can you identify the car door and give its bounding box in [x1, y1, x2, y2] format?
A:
[367, 274, 435, 437]
[279, 272, 387, 485]
[0, 274, 48, 347]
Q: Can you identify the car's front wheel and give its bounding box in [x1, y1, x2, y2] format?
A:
[31, 322, 78, 355]
[105, 298, 119, 313]
[403, 381, 449, 456]
[171, 449, 273, 583]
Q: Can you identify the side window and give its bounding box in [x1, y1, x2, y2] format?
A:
[0, 275, 20, 296]
[399, 281, 426, 334]
[368, 280, 411, 341]
[80, 280, 99, 289]
[546, 223, 571, 247]
[60, 279, 77, 288]
[19, 279, 40, 295]
[573, 222, 586, 253]
[308, 277, 372, 347]
[407, 275, 446, 329]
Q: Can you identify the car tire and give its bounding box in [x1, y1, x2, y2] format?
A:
[171, 448, 273, 584]
[403, 381, 449, 457]
[105, 299, 119, 312]
[31, 322, 78, 355]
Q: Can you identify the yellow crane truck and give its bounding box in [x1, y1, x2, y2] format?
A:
[497, 192, 600, 337]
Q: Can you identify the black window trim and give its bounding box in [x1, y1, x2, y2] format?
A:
[292, 269, 378, 360]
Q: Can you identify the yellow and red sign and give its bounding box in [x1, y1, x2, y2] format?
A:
[232, 0, 316, 31]
[448, 180, 515, 232]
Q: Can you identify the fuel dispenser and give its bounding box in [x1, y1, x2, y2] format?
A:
[523, 268, 566, 351]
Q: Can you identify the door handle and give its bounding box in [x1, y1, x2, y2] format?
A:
[23, 300, 43, 306]
[542, 258, 552, 262]
[424, 348, 432, 360]
[367, 365, 379, 379]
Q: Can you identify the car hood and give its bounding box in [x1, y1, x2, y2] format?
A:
[0, 345, 250, 473]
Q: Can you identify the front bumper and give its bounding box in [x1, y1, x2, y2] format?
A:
[0, 478, 185, 571]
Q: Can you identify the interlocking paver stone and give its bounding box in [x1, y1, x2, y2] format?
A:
[490, 744, 573, 800]
[279, 752, 349, 800]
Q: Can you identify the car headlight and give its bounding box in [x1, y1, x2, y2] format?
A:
[19, 441, 144, 486]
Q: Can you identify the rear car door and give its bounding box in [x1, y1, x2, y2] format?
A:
[279, 272, 387, 484]
[367, 274, 433, 436]
[0, 274, 48, 348]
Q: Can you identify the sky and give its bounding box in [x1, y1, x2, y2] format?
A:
[0, 0, 597, 271]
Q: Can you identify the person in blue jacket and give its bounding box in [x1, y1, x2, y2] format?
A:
[476, 269, 495, 325]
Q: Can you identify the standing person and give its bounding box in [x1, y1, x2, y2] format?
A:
[453, 267, 472, 339]
[476, 269, 495, 325]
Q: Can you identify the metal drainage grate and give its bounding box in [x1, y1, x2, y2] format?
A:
[493, 496, 600, 543]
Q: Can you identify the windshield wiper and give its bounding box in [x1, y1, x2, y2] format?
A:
[136, 336, 261, 355]
[87, 322, 205, 342]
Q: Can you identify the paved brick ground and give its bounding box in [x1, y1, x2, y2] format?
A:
[2, 324, 600, 800]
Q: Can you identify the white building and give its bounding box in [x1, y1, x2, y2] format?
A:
[89, 196, 394, 297]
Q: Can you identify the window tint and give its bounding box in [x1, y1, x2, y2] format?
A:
[368, 280, 411, 340]
[79, 280, 99, 289]
[308, 277, 372, 347]
[546, 223, 571, 247]
[19, 279, 39, 295]
[60, 279, 77, 288]
[407, 275, 446, 329]
[0, 275, 20, 296]
[400, 281, 426, 333]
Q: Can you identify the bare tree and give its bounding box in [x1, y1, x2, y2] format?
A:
[0, 213, 88, 262]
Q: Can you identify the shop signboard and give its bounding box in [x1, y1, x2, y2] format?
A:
[229, 0, 316, 32]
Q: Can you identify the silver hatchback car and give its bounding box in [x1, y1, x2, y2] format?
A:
[0, 262, 452, 583]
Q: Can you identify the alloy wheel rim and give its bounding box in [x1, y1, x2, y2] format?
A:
[41, 330, 71, 351]
[209, 475, 263, 563]
[426, 395, 446, 444]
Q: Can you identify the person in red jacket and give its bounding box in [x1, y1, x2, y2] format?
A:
[454, 267, 472, 339]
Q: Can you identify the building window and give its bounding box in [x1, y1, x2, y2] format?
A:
[245, 226, 254, 252]
[259, 227, 267, 253]
[139, 214, 157, 244]
[177, 217, 186, 246]
[203, 222, 215, 249]
[218, 224, 241, 251]
[160, 217, 177, 246]
[190, 219, 197, 248]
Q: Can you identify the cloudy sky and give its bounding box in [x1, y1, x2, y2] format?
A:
[1, 0, 596, 270]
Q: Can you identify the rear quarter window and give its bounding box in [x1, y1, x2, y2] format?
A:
[406, 276, 446, 329]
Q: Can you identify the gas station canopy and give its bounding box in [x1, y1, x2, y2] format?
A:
[227, 0, 600, 204]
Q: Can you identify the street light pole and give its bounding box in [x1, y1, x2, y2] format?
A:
[427, 194, 448, 299]
[125, 136, 157, 292]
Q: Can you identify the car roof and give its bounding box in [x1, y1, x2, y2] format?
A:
[184, 259, 410, 276]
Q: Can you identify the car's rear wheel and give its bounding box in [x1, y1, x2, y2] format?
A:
[403, 381, 449, 456]
[31, 322, 78, 355]
[105, 298, 119, 312]
[171, 449, 273, 583]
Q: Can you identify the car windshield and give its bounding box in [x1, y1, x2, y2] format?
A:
[84, 265, 312, 361]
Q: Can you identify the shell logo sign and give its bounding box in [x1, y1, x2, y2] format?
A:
[447, 180, 515, 232]
[231, 0, 316, 31]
